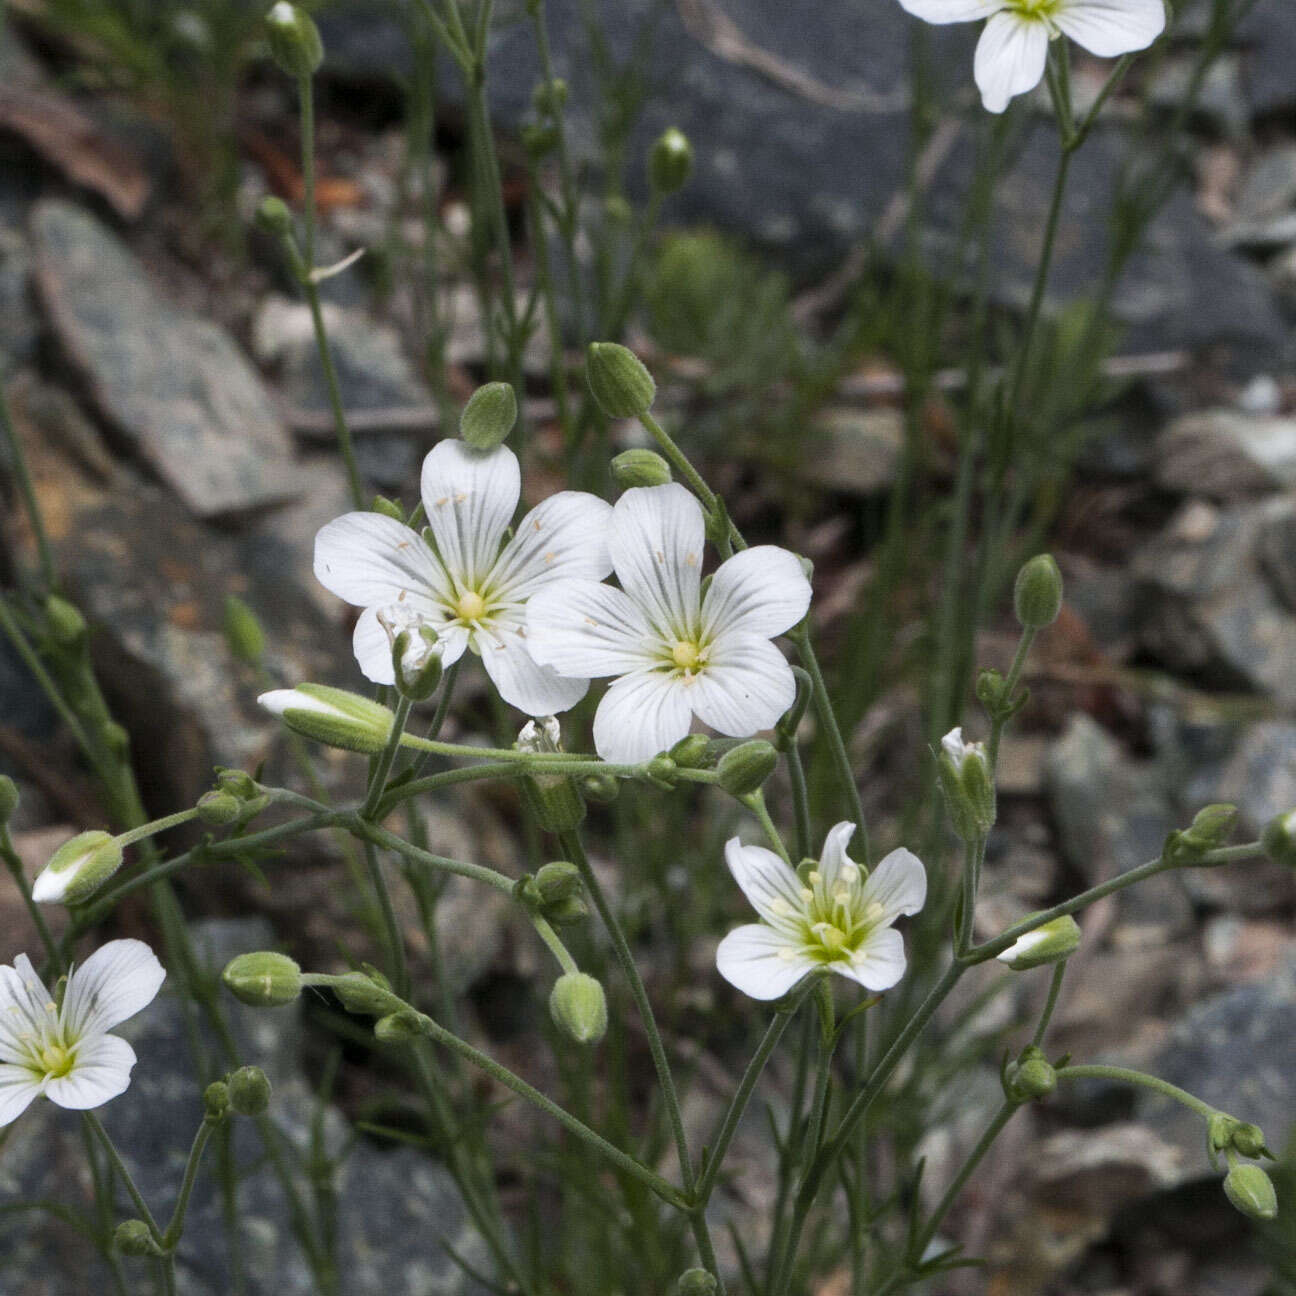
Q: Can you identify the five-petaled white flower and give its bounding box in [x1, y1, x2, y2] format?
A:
[897, 0, 1166, 114]
[0, 940, 165, 1125]
[716, 823, 926, 1000]
[524, 483, 812, 764]
[314, 440, 613, 716]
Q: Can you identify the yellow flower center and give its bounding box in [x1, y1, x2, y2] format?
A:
[1006, 0, 1058, 16]
[671, 639, 704, 671]
[455, 590, 487, 622]
[38, 1042, 75, 1078]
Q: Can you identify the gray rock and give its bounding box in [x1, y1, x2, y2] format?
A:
[797, 407, 902, 495]
[1139, 958, 1296, 1183]
[31, 201, 299, 519]
[0, 918, 485, 1295]
[1046, 715, 1193, 943]
[1155, 409, 1296, 500]
[1257, 505, 1296, 613]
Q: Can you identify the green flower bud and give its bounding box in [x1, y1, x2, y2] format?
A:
[975, 668, 1008, 712]
[256, 195, 294, 237]
[995, 914, 1081, 971]
[45, 595, 86, 646]
[531, 77, 569, 116]
[227, 1066, 272, 1117]
[611, 448, 673, 489]
[716, 740, 779, 797]
[586, 342, 656, 420]
[258, 684, 394, 754]
[265, 1, 324, 79]
[114, 1219, 162, 1257]
[1233, 1123, 1273, 1160]
[374, 1010, 430, 1043]
[669, 733, 711, 769]
[644, 753, 678, 789]
[676, 1269, 719, 1296]
[549, 972, 607, 1045]
[522, 122, 560, 160]
[222, 952, 302, 1007]
[649, 128, 694, 195]
[534, 861, 581, 905]
[203, 1080, 230, 1120]
[1178, 803, 1239, 855]
[0, 775, 18, 824]
[580, 772, 620, 804]
[216, 768, 259, 801]
[196, 790, 242, 826]
[460, 382, 518, 451]
[937, 729, 996, 841]
[31, 830, 123, 905]
[371, 495, 405, 522]
[1262, 810, 1296, 869]
[1223, 1163, 1278, 1221]
[222, 595, 265, 666]
[333, 969, 400, 1017]
[517, 718, 585, 832]
[1013, 553, 1063, 630]
[391, 628, 444, 703]
[1004, 1045, 1057, 1104]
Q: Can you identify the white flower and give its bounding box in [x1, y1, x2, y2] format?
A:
[940, 725, 979, 764]
[524, 484, 812, 764]
[716, 823, 927, 1001]
[313, 440, 613, 716]
[0, 940, 165, 1125]
[896, 0, 1167, 114]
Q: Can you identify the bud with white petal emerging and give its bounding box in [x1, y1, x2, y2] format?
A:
[460, 382, 518, 451]
[517, 717, 585, 832]
[586, 342, 656, 420]
[611, 448, 672, 489]
[649, 128, 694, 195]
[937, 727, 995, 841]
[549, 972, 607, 1045]
[996, 914, 1081, 970]
[1013, 553, 1063, 630]
[265, 1, 324, 79]
[258, 684, 394, 754]
[32, 830, 124, 905]
[1262, 809, 1296, 870]
[223, 952, 303, 1007]
[1223, 1163, 1278, 1221]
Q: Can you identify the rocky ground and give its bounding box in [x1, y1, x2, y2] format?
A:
[0, 3, 1294, 1294]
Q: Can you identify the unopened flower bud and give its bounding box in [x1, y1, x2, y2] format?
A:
[535, 861, 582, 906]
[371, 495, 405, 522]
[995, 914, 1081, 970]
[1262, 810, 1296, 870]
[1013, 554, 1063, 630]
[531, 77, 568, 116]
[580, 772, 620, 804]
[522, 122, 559, 159]
[222, 595, 265, 666]
[649, 128, 694, 195]
[0, 775, 18, 824]
[937, 728, 996, 841]
[518, 717, 585, 832]
[611, 448, 672, 489]
[1233, 1123, 1273, 1160]
[32, 830, 123, 905]
[333, 969, 400, 1017]
[258, 684, 394, 755]
[216, 768, 259, 801]
[976, 667, 1008, 711]
[390, 628, 444, 702]
[265, 1, 324, 79]
[644, 753, 678, 789]
[196, 790, 242, 826]
[460, 382, 518, 451]
[223, 952, 302, 1007]
[374, 1010, 429, 1043]
[256, 195, 294, 237]
[1223, 1163, 1278, 1221]
[114, 1219, 162, 1257]
[716, 740, 779, 797]
[227, 1066, 272, 1116]
[549, 972, 607, 1045]
[586, 342, 656, 420]
[676, 1269, 718, 1296]
[1178, 803, 1238, 855]
[669, 734, 711, 768]
[45, 595, 86, 646]
[1004, 1045, 1056, 1104]
[203, 1080, 230, 1120]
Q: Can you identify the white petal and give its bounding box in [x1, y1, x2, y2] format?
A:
[860, 848, 927, 923]
[816, 822, 858, 893]
[477, 617, 589, 716]
[44, 1033, 136, 1110]
[62, 939, 165, 1040]
[592, 670, 693, 764]
[724, 838, 807, 935]
[420, 440, 520, 590]
[352, 606, 467, 686]
[526, 579, 660, 679]
[996, 929, 1050, 963]
[1055, 0, 1165, 56]
[974, 11, 1049, 113]
[716, 925, 817, 1000]
[489, 492, 614, 600]
[0, 956, 54, 1052]
[608, 484, 705, 638]
[314, 512, 450, 608]
[897, 0, 1002, 21]
[702, 546, 811, 641]
[0, 1065, 42, 1126]
[689, 634, 797, 738]
[837, 926, 907, 993]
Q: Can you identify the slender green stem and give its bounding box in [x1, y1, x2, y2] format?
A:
[531, 914, 578, 975]
[298, 74, 316, 268]
[744, 792, 791, 863]
[807, 980, 837, 1157]
[955, 836, 986, 958]
[987, 627, 1036, 768]
[1054, 1065, 1218, 1120]
[162, 1118, 217, 1248]
[302, 277, 365, 509]
[351, 819, 515, 896]
[785, 744, 812, 862]
[636, 409, 723, 523]
[0, 373, 55, 589]
[2, 825, 63, 970]
[363, 695, 413, 819]
[1031, 960, 1068, 1048]
[83, 1111, 163, 1242]
[361, 839, 411, 1000]
[116, 807, 201, 849]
